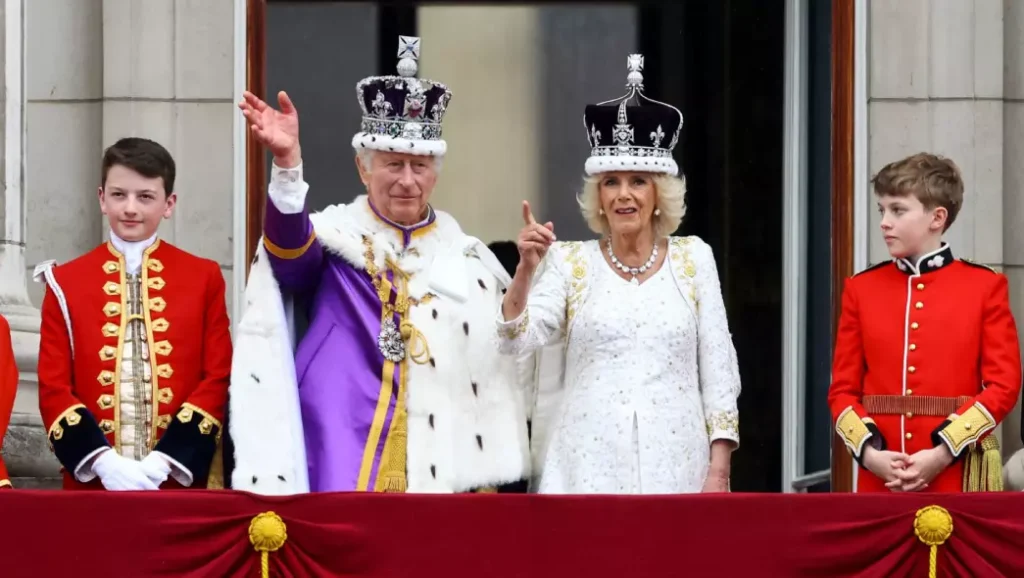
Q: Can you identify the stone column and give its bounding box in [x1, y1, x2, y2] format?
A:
[867, 0, 1020, 455]
[4, 0, 76, 489]
[102, 0, 236, 311]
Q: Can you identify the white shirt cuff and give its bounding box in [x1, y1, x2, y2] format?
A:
[268, 162, 309, 215]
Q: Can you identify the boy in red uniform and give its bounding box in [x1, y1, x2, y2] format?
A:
[35, 137, 232, 490]
[0, 314, 17, 488]
[828, 152, 1021, 493]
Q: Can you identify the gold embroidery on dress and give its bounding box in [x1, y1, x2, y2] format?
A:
[498, 310, 529, 340]
[563, 242, 587, 326]
[670, 237, 698, 308]
[705, 410, 739, 437]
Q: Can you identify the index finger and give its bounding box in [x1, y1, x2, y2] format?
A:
[522, 200, 537, 226]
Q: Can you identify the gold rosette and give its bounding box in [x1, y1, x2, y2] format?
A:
[914, 505, 953, 578]
[249, 511, 288, 578]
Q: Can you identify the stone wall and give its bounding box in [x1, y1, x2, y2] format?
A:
[866, 0, 1024, 456]
[2, 0, 237, 488]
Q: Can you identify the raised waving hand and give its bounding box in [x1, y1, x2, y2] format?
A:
[239, 90, 301, 168]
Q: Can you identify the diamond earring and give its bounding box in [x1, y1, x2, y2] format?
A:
[654, 208, 661, 216]
[599, 209, 605, 215]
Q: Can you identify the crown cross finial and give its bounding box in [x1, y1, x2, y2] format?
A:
[397, 36, 421, 77]
[626, 54, 644, 89]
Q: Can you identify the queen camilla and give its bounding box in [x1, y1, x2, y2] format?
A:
[497, 55, 741, 494]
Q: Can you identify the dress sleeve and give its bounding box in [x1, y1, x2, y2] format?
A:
[496, 244, 570, 356]
[691, 240, 741, 447]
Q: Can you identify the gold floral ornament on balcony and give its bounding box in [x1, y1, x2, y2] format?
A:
[249, 511, 288, 578]
[914, 505, 952, 578]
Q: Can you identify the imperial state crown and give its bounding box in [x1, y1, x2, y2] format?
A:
[583, 54, 683, 176]
[351, 35, 452, 156]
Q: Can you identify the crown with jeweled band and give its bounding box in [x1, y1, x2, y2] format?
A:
[351, 36, 452, 156]
[583, 54, 683, 176]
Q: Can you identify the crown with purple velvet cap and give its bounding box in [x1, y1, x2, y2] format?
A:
[583, 54, 683, 176]
[351, 35, 453, 157]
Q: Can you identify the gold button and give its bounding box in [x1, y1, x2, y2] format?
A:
[964, 423, 972, 430]
[915, 302, 923, 309]
[908, 366, 916, 373]
[911, 322, 919, 330]
[909, 344, 917, 351]
[916, 283, 924, 290]
[848, 427, 854, 433]
[906, 412, 913, 418]
[905, 432, 913, 440]
[906, 389, 913, 395]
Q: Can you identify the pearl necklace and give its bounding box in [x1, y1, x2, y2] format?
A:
[607, 238, 658, 285]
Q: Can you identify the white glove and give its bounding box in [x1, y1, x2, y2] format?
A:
[140, 452, 172, 486]
[91, 449, 159, 491]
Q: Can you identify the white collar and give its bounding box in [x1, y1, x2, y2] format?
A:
[110, 230, 158, 274]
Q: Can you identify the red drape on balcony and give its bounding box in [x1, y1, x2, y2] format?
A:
[2, 491, 1023, 577]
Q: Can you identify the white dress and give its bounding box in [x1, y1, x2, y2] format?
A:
[497, 237, 741, 494]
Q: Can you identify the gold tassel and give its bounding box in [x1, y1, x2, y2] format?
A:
[914, 505, 953, 578]
[206, 437, 225, 490]
[382, 475, 407, 493]
[962, 435, 1002, 492]
[249, 512, 287, 578]
[981, 435, 1003, 492]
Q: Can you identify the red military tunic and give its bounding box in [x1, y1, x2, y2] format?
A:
[37, 240, 232, 490]
[0, 314, 17, 488]
[829, 244, 1022, 493]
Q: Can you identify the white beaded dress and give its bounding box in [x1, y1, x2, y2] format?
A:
[497, 237, 741, 494]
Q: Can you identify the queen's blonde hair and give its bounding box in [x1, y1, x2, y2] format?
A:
[576, 173, 687, 237]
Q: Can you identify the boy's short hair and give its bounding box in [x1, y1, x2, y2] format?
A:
[101, 137, 176, 195]
[871, 152, 963, 231]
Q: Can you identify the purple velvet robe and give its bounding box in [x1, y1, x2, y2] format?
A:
[263, 198, 435, 492]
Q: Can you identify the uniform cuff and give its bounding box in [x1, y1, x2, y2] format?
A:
[47, 405, 110, 473]
[152, 403, 221, 484]
[836, 406, 885, 462]
[933, 403, 996, 458]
